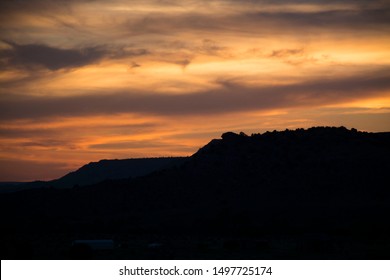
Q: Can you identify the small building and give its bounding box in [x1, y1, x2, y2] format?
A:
[72, 239, 115, 250]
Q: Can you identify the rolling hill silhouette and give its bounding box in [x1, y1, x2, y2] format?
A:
[1, 127, 390, 259]
[0, 157, 186, 192]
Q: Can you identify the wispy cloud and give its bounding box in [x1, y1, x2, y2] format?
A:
[1, 68, 389, 120]
[0, 41, 106, 70]
[1, 0, 390, 181]
[0, 41, 150, 71]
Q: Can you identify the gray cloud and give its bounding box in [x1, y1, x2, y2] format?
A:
[19, 139, 78, 149]
[0, 0, 94, 14]
[130, 62, 141, 68]
[269, 48, 304, 58]
[0, 41, 107, 70]
[247, 9, 390, 30]
[110, 48, 150, 60]
[267, 48, 317, 65]
[1, 69, 389, 120]
[122, 7, 390, 38]
[197, 39, 227, 56]
[0, 122, 159, 139]
[173, 58, 191, 68]
[221, 0, 390, 8]
[154, 39, 229, 67]
[0, 127, 58, 138]
[0, 41, 151, 71]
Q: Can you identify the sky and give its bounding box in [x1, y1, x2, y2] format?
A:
[1, 0, 390, 181]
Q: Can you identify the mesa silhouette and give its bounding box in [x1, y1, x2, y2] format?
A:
[1, 127, 389, 260]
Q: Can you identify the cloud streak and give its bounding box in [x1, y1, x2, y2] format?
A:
[121, 7, 390, 38]
[0, 41, 150, 71]
[0, 41, 106, 70]
[1, 0, 390, 181]
[1, 69, 389, 120]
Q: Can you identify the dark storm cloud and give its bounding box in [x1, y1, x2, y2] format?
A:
[0, 41, 151, 71]
[1, 69, 389, 120]
[0, 41, 107, 70]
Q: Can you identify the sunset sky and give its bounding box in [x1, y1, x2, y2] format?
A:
[1, 0, 390, 181]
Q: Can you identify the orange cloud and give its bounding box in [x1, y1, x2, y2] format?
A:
[1, 0, 390, 181]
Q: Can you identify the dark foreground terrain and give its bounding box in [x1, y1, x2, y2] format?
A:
[1, 127, 390, 259]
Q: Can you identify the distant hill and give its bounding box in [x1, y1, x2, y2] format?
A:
[0, 182, 25, 193]
[0, 157, 187, 192]
[1, 127, 390, 259]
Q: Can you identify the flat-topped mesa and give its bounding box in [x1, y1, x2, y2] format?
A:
[193, 126, 383, 161]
